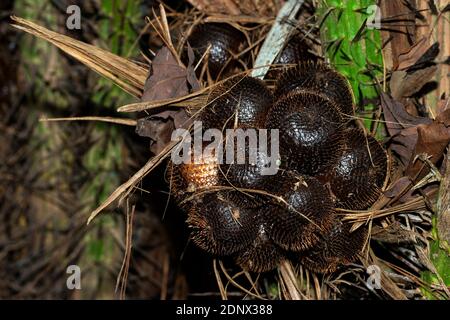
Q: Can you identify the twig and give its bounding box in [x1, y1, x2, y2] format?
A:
[251, 0, 304, 79]
[115, 203, 135, 299]
[40, 116, 137, 126]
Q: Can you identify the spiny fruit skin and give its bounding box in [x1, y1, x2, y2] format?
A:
[202, 76, 274, 130]
[235, 223, 285, 273]
[219, 139, 275, 189]
[266, 34, 318, 79]
[321, 128, 388, 210]
[262, 172, 335, 252]
[274, 35, 318, 65]
[187, 23, 244, 79]
[274, 62, 355, 117]
[265, 91, 345, 175]
[187, 192, 259, 256]
[297, 218, 368, 274]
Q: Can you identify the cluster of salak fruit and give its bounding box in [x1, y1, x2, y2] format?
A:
[169, 23, 387, 273]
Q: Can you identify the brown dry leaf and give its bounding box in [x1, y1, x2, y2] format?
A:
[382, 93, 450, 180]
[141, 47, 189, 101]
[381, 93, 431, 166]
[186, 44, 201, 92]
[383, 176, 414, 200]
[389, 126, 420, 167]
[380, 1, 417, 69]
[381, 93, 431, 135]
[136, 110, 191, 155]
[407, 43, 440, 72]
[366, 251, 408, 300]
[138, 46, 197, 154]
[390, 36, 439, 100]
[406, 109, 450, 178]
[390, 66, 437, 100]
[278, 260, 303, 300]
[396, 37, 434, 71]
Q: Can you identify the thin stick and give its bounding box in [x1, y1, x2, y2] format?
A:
[115, 203, 135, 299]
[251, 0, 304, 79]
[40, 116, 137, 126]
[218, 261, 265, 300]
[213, 259, 227, 300]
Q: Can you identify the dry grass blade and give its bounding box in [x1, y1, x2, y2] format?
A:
[40, 117, 137, 126]
[278, 260, 304, 300]
[149, 4, 183, 67]
[218, 261, 265, 300]
[11, 16, 148, 97]
[312, 273, 322, 300]
[243, 271, 261, 297]
[87, 139, 180, 224]
[118, 91, 209, 113]
[213, 259, 227, 300]
[339, 195, 429, 226]
[115, 203, 135, 299]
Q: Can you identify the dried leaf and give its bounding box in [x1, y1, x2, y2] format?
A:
[390, 39, 439, 99]
[380, 93, 450, 174]
[142, 47, 189, 101]
[380, 1, 417, 69]
[396, 37, 435, 71]
[389, 127, 419, 166]
[10, 16, 148, 97]
[381, 93, 421, 165]
[390, 65, 437, 99]
[136, 110, 191, 155]
[381, 93, 431, 137]
[408, 43, 439, 72]
[437, 97, 450, 115]
[406, 109, 450, 178]
[138, 46, 198, 154]
[384, 176, 413, 199]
